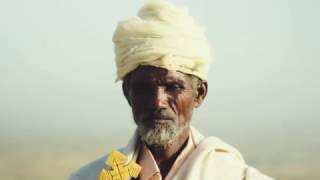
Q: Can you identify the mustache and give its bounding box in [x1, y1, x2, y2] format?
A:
[141, 110, 174, 122]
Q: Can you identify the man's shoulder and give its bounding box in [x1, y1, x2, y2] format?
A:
[198, 136, 245, 161]
[196, 136, 274, 180]
[68, 154, 108, 180]
[68, 132, 139, 180]
[68, 146, 131, 180]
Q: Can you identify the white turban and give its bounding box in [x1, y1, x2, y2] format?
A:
[113, 0, 213, 81]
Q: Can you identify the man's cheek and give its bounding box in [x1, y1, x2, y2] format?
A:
[178, 102, 193, 122]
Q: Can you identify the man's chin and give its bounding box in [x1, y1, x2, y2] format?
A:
[137, 122, 189, 146]
[138, 124, 178, 146]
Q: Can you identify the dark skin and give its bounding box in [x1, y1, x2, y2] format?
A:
[122, 65, 208, 178]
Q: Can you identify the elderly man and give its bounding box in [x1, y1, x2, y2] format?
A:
[69, 1, 273, 180]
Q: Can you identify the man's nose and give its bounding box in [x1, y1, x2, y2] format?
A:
[151, 87, 168, 109]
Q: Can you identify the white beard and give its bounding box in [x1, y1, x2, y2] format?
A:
[137, 120, 189, 146]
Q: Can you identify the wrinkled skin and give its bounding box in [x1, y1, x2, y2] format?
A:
[122, 65, 208, 177]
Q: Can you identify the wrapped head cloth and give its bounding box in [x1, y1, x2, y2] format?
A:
[113, 0, 213, 81]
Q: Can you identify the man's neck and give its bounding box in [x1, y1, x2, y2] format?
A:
[147, 127, 190, 177]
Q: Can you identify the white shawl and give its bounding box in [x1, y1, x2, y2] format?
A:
[69, 127, 274, 180]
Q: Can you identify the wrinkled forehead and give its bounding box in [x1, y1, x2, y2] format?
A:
[126, 65, 190, 85]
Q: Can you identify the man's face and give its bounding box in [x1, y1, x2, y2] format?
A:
[123, 66, 205, 146]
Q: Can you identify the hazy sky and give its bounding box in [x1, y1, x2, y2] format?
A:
[1, 0, 319, 141]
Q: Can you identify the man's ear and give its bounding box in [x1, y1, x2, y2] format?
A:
[194, 81, 208, 108]
[122, 80, 132, 106]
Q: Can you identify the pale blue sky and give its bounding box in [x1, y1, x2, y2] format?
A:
[0, 0, 319, 142]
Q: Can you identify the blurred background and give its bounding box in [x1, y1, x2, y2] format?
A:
[1, 0, 319, 179]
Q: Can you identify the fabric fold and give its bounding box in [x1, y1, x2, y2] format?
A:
[113, 0, 213, 81]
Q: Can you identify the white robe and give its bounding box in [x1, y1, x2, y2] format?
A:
[69, 127, 274, 180]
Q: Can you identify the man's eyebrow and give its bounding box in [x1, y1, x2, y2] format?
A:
[132, 81, 149, 86]
[166, 78, 185, 84]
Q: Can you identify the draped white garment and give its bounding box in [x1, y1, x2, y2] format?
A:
[69, 127, 274, 180]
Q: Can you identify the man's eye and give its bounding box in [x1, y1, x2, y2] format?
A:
[166, 83, 183, 92]
[133, 84, 153, 94]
